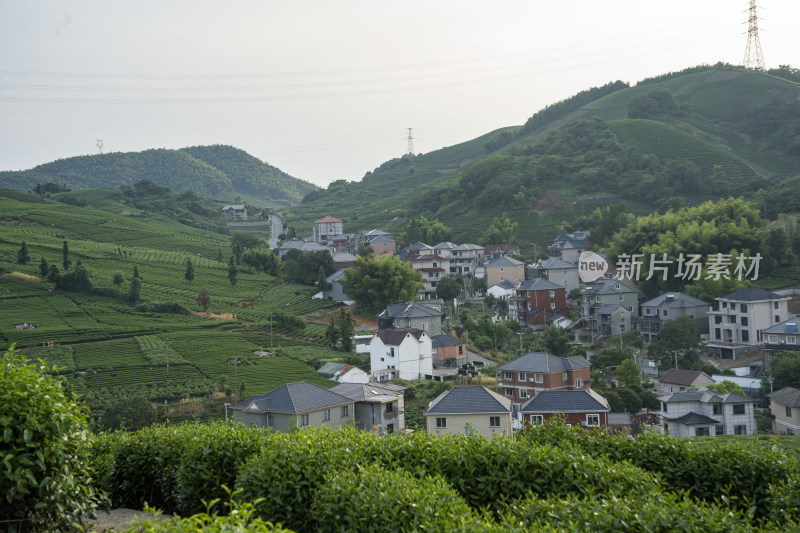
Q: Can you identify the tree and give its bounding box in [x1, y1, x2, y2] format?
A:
[231, 233, 265, 262]
[100, 394, 166, 431]
[129, 277, 142, 305]
[325, 317, 339, 348]
[400, 216, 452, 246]
[38, 257, 49, 277]
[647, 316, 703, 369]
[47, 264, 61, 284]
[281, 249, 335, 285]
[57, 264, 93, 293]
[185, 258, 195, 282]
[436, 275, 463, 301]
[537, 325, 571, 357]
[16, 241, 31, 265]
[479, 212, 519, 245]
[196, 289, 211, 312]
[763, 352, 800, 395]
[216, 249, 224, 262]
[343, 255, 423, 311]
[338, 309, 356, 352]
[358, 244, 374, 258]
[133, 264, 141, 280]
[240, 248, 279, 275]
[317, 266, 331, 291]
[112, 271, 124, 292]
[228, 256, 238, 289]
[707, 380, 745, 396]
[62, 240, 71, 271]
[615, 358, 641, 388]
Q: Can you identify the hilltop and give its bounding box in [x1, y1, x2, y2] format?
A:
[285, 65, 800, 248]
[0, 144, 318, 208]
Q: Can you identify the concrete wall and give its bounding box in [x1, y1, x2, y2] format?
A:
[426, 412, 512, 437]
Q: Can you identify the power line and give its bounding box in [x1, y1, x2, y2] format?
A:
[743, 0, 765, 70]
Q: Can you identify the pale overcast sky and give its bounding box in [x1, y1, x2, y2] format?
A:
[1, 1, 798, 187]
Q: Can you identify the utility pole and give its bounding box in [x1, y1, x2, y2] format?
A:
[743, 0, 765, 70]
[234, 357, 238, 404]
[406, 128, 414, 156]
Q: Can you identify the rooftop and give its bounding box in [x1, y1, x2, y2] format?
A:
[498, 352, 590, 373]
[232, 381, 351, 414]
[425, 386, 511, 415]
[520, 389, 610, 413]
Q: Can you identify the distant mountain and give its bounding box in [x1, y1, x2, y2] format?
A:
[286, 64, 800, 247]
[0, 144, 317, 207]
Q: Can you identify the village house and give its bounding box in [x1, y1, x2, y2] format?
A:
[329, 382, 406, 434]
[430, 333, 467, 367]
[221, 204, 248, 220]
[485, 256, 525, 287]
[707, 287, 790, 360]
[316, 362, 369, 384]
[768, 387, 800, 435]
[548, 231, 589, 263]
[487, 280, 518, 321]
[658, 368, 714, 394]
[581, 278, 641, 337]
[760, 315, 800, 366]
[230, 381, 354, 431]
[276, 239, 331, 258]
[659, 388, 756, 437]
[636, 292, 709, 343]
[405, 252, 450, 299]
[484, 244, 520, 261]
[520, 389, 610, 429]
[378, 301, 443, 335]
[367, 328, 433, 381]
[312, 216, 343, 243]
[595, 304, 631, 339]
[516, 278, 567, 328]
[497, 352, 591, 406]
[530, 257, 580, 294]
[449, 243, 484, 275]
[425, 386, 513, 437]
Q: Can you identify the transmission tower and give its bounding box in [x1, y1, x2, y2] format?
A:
[743, 0, 765, 70]
[96, 139, 104, 154]
[406, 128, 414, 156]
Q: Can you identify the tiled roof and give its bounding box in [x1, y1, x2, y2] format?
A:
[433, 241, 457, 249]
[608, 412, 632, 426]
[316, 362, 345, 378]
[232, 381, 351, 414]
[491, 280, 517, 291]
[667, 412, 720, 425]
[659, 388, 751, 404]
[641, 292, 708, 308]
[582, 278, 639, 295]
[333, 252, 357, 262]
[660, 368, 710, 386]
[761, 316, 800, 335]
[498, 352, 590, 373]
[518, 278, 564, 291]
[424, 386, 511, 415]
[222, 204, 246, 210]
[379, 302, 443, 319]
[431, 334, 464, 347]
[720, 287, 783, 302]
[329, 382, 405, 403]
[769, 387, 800, 407]
[487, 257, 524, 267]
[519, 389, 610, 413]
[326, 269, 346, 282]
[376, 328, 427, 346]
[535, 257, 576, 269]
[315, 216, 342, 223]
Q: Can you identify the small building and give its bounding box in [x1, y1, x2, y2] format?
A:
[431, 334, 467, 367]
[315, 269, 351, 303]
[760, 315, 800, 368]
[548, 232, 588, 264]
[448, 243, 485, 276]
[487, 280, 518, 321]
[582, 279, 641, 337]
[637, 292, 709, 343]
[425, 386, 513, 437]
[277, 239, 331, 258]
[769, 387, 800, 435]
[530, 257, 580, 294]
[378, 301, 443, 336]
[497, 352, 591, 406]
[484, 244, 520, 261]
[329, 382, 406, 433]
[332, 251, 357, 270]
[659, 368, 715, 394]
[595, 304, 631, 338]
[313, 216, 344, 243]
[367, 234, 397, 257]
[485, 256, 525, 287]
[230, 381, 354, 431]
[520, 389, 610, 429]
[316, 362, 369, 384]
[659, 388, 755, 437]
[516, 279, 567, 329]
[368, 328, 433, 381]
[406, 252, 450, 300]
[607, 412, 633, 435]
[222, 204, 248, 220]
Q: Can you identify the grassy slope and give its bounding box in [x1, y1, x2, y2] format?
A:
[0, 188, 346, 417]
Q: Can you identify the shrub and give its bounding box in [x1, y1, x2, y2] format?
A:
[0, 345, 99, 531]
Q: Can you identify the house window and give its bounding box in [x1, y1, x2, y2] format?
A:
[586, 414, 599, 427]
[520, 389, 528, 399]
[734, 425, 747, 435]
[504, 388, 513, 396]
[775, 302, 780, 309]
[421, 323, 428, 331]
[341, 406, 350, 418]
[549, 290, 555, 298]
[299, 414, 309, 426]
[268, 414, 274, 426]
[386, 403, 393, 414]
[459, 345, 464, 354]
[519, 372, 526, 381]
[768, 335, 779, 343]
[715, 425, 724, 435]
[562, 372, 568, 381]
[530, 415, 544, 425]
[776, 315, 781, 323]
[489, 416, 501, 428]
[715, 328, 721, 340]
[322, 409, 330, 422]
[712, 404, 722, 415]
[645, 308, 652, 315]
[695, 427, 710, 436]
[436, 417, 446, 428]
[662, 309, 668, 317]
[550, 303, 556, 310]
[722, 301, 727, 308]
[662, 402, 668, 413]
[789, 336, 797, 345]
[732, 404, 746, 415]
[742, 330, 749, 342]
[389, 347, 395, 357]
[386, 423, 394, 434]
[619, 295, 624, 301]
[504, 372, 513, 380]
[741, 317, 748, 326]
[741, 304, 748, 313]
[715, 316, 722, 324]
[574, 378, 582, 388]
[534, 373, 544, 383]
[786, 406, 792, 418]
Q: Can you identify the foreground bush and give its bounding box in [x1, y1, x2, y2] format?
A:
[0, 345, 98, 531]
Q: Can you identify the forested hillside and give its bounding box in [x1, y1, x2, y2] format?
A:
[0, 144, 317, 208]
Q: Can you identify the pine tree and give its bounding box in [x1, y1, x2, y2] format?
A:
[129, 277, 142, 305]
[325, 318, 339, 348]
[62, 241, 71, 271]
[133, 265, 141, 280]
[228, 256, 238, 289]
[38, 257, 49, 277]
[16, 242, 31, 265]
[338, 309, 356, 352]
[185, 258, 195, 282]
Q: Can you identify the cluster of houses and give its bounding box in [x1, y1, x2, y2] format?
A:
[227, 217, 799, 438]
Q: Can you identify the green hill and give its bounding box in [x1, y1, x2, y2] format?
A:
[0, 144, 318, 208]
[285, 66, 800, 248]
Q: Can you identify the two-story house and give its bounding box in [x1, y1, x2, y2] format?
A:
[449, 243, 484, 276]
[659, 388, 755, 437]
[487, 279, 518, 321]
[658, 368, 714, 394]
[706, 288, 790, 360]
[497, 352, 591, 406]
[530, 257, 580, 294]
[378, 302, 443, 335]
[582, 278, 641, 338]
[520, 389, 610, 429]
[484, 244, 520, 261]
[430, 334, 467, 367]
[760, 315, 800, 366]
[367, 234, 396, 257]
[231, 381, 354, 431]
[768, 387, 800, 435]
[485, 257, 525, 287]
[329, 382, 406, 434]
[548, 232, 589, 263]
[222, 204, 248, 220]
[516, 279, 567, 328]
[637, 292, 709, 343]
[313, 216, 344, 243]
[368, 328, 432, 381]
[425, 386, 513, 437]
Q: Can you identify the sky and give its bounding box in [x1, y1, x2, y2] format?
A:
[1, 1, 798, 188]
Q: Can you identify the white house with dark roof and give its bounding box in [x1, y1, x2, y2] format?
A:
[329, 382, 406, 434]
[406, 252, 450, 299]
[487, 279, 518, 320]
[368, 328, 432, 381]
[230, 381, 354, 431]
[658, 368, 714, 394]
[425, 386, 513, 436]
[637, 292, 709, 343]
[659, 388, 755, 437]
[449, 243, 484, 275]
[769, 387, 800, 435]
[378, 302, 442, 335]
[316, 362, 369, 384]
[520, 389, 610, 429]
[222, 204, 248, 220]
[707, 287, 790, 360]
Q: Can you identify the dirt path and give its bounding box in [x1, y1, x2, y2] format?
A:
[86, 508, 171, 531]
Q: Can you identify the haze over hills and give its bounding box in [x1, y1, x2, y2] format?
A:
[0, 144, 318, 208]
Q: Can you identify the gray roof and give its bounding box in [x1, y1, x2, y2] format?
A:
[333, 252, 357, 262]
[376, 328, 427, 346]
[641, 292, 708, 309]
[608, 412, 632, 426]
[596, 303, 626, 315]
[232, 381, 351, 414]
[520, 389, 610, 413]
[425, 386, 511, 415]
[487, 257, 524, 267]
[769, 387, 800, 408]
[498, 352, 590, 373]
[666, 412, 719, 425]
[518, 278, 564, 292]
[431, 334, 464, 347]
[379, 302, 443, 319]
[222, 204, 246, 210]
[326, 269, 346, 282]
[535, 257, 577, 269]
[316, 362, 345, 378]
[720, 287, 783, 302]
[369, 234, 395, 243]
[761, 316, 800, 335]
[278, 240, 330, 253]
[659, 388, 752, 404]
[329, 382, 405, 403]
[582, 278, 639, 295]
[452, 243, 483, 251]
[660, 368, 711, 386]
[433, 241, 457, 249]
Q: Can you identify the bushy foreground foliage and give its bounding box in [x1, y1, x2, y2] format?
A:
[0, 345, 99, 531]
[90, 422, 800, 532]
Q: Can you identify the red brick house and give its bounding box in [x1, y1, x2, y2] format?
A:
[520, 389, 610, 429]
[497, 352, 591, 406]
[516, 279, 567, 328]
